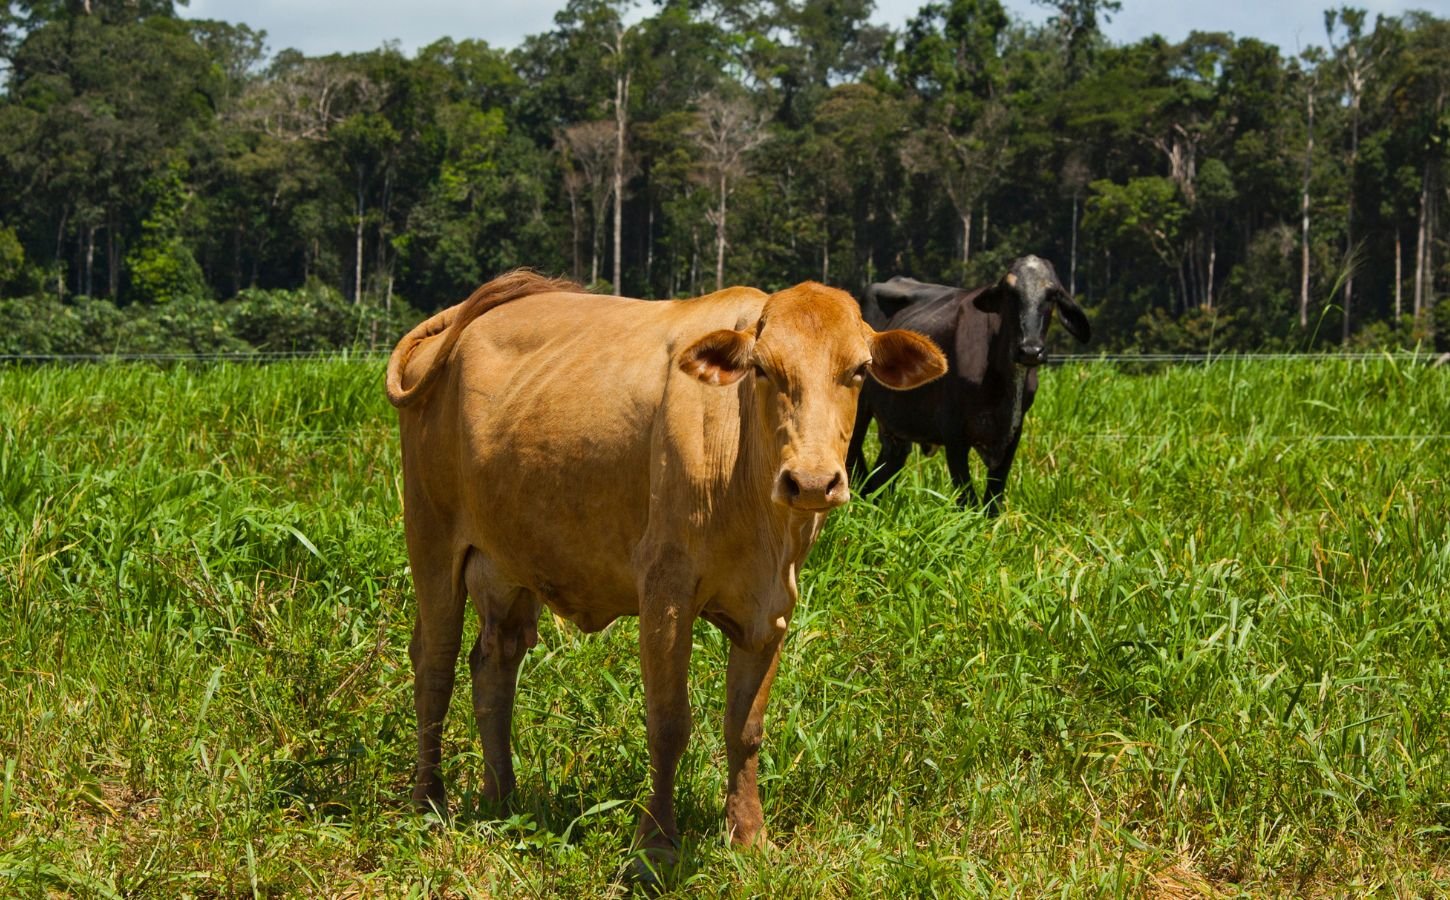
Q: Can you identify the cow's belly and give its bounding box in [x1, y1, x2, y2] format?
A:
[452, 422, 652, 630]
[442, 322, 664, 630]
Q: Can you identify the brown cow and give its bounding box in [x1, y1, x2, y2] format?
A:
[386, 270, 945, 868]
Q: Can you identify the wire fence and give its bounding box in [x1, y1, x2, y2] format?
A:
[2, 350, 1448, 364]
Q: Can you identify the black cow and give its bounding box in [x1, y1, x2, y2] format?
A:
[846, 255, 1090, 515]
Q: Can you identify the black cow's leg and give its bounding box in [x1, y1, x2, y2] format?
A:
[983, 432, 1022, 517]
[944, 442, 978, 508]
[845, 399, 873, 486]
[723, 629, 785, 849]
[862, 432, 912, 495]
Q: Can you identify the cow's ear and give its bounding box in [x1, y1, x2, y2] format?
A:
[868, 329, 947, 390]
[1055, 290, 1091, 343]
[973, 283, 1007, 313]
[679, 328, 756, 386]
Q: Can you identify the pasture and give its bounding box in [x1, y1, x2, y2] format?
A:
[1, 355, 1448, 896]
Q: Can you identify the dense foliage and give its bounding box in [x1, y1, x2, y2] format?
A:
[2, 357, 1447, 893]
[0, 0, 1447, 353]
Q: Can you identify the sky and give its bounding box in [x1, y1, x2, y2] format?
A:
[181, 0, 1428, 61]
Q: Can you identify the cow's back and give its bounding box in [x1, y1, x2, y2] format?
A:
[859, 283, 1020, 449]
[397, 288, 767, 627]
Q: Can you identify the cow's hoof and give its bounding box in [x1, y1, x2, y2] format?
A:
[412, 782, 449, 822]
[627, 845, 678, 895]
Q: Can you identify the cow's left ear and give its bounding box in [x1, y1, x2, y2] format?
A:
[1055, 290, 1091, 343]
[868, 329, 948, 390]
[680, 328, 756, 386]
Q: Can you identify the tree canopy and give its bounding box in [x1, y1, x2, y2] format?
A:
[1, 0, 1447, 353]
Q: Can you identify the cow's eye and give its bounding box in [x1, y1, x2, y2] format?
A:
[752, 363, 768, 381]
[852, 362, 870, 383]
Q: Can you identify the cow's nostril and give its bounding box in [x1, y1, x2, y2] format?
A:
[826, 470, 843, 496]
[780, 471, 801, 500]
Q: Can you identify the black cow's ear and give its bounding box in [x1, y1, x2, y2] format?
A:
[679, 328, 756, 386]
[1055, 290, 1091, 343]
[868, 328, 948, 390]
[973, 283, 1007, 313]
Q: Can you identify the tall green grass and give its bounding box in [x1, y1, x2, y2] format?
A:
[1, 356, 1447, 896]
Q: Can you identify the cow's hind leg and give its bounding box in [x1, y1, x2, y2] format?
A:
[861, 431, 912, 495]
[408, 537, 468, 814]
[723, 630, 785, 849]
[945, 442, 979, 508]
[464, 549, 539, 807]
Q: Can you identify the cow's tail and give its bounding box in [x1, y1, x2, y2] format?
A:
[386, 269, 583, 409]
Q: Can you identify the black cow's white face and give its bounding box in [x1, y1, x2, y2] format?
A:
[1002, 255, 1090, 366]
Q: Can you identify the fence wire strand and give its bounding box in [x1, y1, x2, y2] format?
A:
[0, 349, 1446, 364]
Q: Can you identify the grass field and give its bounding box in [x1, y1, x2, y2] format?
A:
[2, 355, 1448, 897]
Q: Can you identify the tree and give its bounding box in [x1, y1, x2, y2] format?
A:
[559, 120, 617, 285]
[126, 161, 208, 303]
[689, 94, 767, 290]
[1085, 176, 1189, 310]
[1032, 0, 1121, 73]
[1324, 7, 1386, 340]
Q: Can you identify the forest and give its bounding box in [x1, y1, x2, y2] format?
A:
[0, 0, 1447, 354]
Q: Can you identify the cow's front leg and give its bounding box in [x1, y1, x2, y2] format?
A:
[862, 431, 912, 495]
[634, 554, 697, 863]
[944, 442, 979, 508]
[845, 397, 874, 485]
[723, 630, 784, 848]
[983, 432, 1022, 517]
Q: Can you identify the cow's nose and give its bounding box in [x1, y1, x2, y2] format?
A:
[775, 466, 849, 510]
[1017, 341, 1047, 366]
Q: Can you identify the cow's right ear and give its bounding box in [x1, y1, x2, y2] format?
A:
[974, 282, 1008, 313]
[868, 329, 947, 390]
[679, 328, 756, 386]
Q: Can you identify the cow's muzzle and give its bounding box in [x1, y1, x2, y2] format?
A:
[774, 466, 849, 511]
[1016, 341, 1048, 367]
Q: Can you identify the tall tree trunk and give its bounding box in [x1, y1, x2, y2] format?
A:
[612, 68, 629, 293]
[715, 173, 728, 291]
[107, 211, 118, 298]
[376, 166, 393, 296]
[1342, 110, 1357, 343]
[232, 225, 243, 298]
[353, 178, 365, 304]
[1176, 258, 1189, 314]
[1206, 230, 1216, 311]
[53, 206, 70, 301]
[1188, 238, 1200, 308]
[567, 190, 582, 283]
[1069, 194, 1079, 296]
[690, 226, 699, 296]
[84, 225, 95, 297]
[981, 202, 989, 250]
[1299, 86, 1315, 329]
[820, 197, 830, 283]
[961, 209, 971, 266]
[645, 200, 654, 294]
[1414, 162, 1428, 319]
[1394, 228, 1402, 318]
